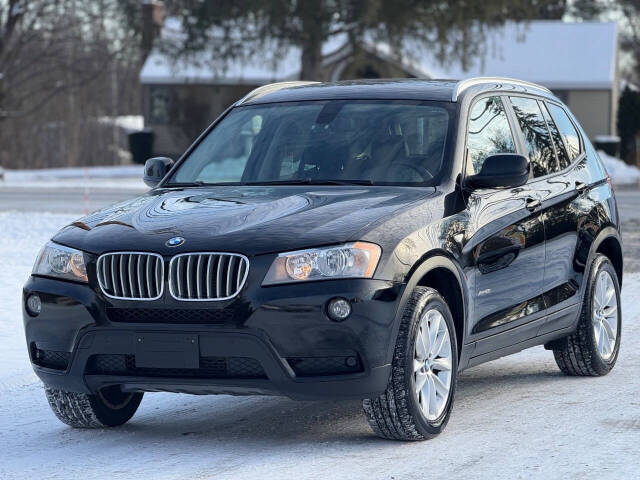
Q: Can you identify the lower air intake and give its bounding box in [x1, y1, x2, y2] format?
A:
[33, 348, 71, 370]
[107, 308, 235, 324]
[86, 354, 266, 379]
[287, 355, 363, 377]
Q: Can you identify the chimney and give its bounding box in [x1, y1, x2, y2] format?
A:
[142, 1, 165, 60]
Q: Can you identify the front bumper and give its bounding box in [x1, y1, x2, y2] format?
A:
[23, 275, 403, 400]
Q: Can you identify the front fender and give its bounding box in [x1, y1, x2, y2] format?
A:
[384, 254, 469, 367]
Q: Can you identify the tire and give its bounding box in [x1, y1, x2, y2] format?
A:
[45, 385, 143, 428]
[552, 254, 621, 376]
[363, 286, 458, 441]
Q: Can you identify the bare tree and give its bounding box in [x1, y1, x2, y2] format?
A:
[570, 0, 640, 82]
[0, 0, 142, 168]
[0, 0, 132, 120]
[617, 0, 640, 81]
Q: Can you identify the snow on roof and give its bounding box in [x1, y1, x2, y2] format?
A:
[419, 21, 618, 90]
[140, 19, 617, 90]
[140, 17, 348, 85]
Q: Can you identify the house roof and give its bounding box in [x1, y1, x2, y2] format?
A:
[140, 19, 618, 90]
[140, 17, 346, 85]
[416, 21, 618, 90]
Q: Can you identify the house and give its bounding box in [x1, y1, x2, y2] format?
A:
[140, 19, 618, 158]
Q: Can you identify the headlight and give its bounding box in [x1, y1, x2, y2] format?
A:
[33, 241, 88, 283]
[262, 242, 381, 285]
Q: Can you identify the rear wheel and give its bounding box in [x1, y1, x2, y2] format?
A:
[363, 287, 458, 441]
[45, 385, 143, 428]
[552, 254, 621, 376]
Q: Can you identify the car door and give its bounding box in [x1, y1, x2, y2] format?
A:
[535, 101, 597, 334]
[463, 95, 546, 352]
[506, 96, 591, 335]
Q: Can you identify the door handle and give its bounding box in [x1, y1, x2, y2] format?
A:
[525, 198, 541, 211]
[575, 181, 588, 193]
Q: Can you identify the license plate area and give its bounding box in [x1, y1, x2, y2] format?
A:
[135, 333, 199, 369]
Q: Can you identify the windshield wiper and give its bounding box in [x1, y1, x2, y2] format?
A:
[309, 179, 375, 186]
[242, 179, 313, 185]
[163, 179, 377, 187]
[162, 181, 217, 188]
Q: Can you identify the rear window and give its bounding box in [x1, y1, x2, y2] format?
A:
[540, 102, 571, 171]
[509, 97, 556, 178]
[547, 103, 582, 161]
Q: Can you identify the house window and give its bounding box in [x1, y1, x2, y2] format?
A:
[356, 64, 382, 79]
[550, 90, 569, 104]
[149, 87, 172, 124]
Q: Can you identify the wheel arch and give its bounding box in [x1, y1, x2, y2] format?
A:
[573, 226, 623, 310]
[593, 230, 623, 287]
[386, 252, 468, 365]
[545, 226, 623, 350]
[415, 266, 465, 359]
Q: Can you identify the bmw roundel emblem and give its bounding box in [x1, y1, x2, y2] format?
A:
[166, 236, 185, 247]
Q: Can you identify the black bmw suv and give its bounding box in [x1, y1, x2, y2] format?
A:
[24, 78, 623, 440]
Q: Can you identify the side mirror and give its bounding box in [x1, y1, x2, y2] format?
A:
[143, 157, 174, 187]
[466, 154, 529, 190]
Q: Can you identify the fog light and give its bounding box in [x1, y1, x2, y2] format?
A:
[327, 297, 351, 321]
[26, 294, 41, 316]
[345, 356, 358, 368]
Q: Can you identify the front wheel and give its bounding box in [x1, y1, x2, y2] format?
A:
[45, 385, 143, 428]
[363, 286, 458, 441]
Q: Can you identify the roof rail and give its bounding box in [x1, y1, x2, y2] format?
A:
[236, 81, 320, 105]
[452, 77, 552, 101]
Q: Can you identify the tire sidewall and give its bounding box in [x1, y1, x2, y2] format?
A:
[404, 290, 458, 434]
[585, 255, 621, 372]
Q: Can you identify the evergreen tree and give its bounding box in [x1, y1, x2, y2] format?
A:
[159, 0, 571, 80]
[618, 86, 640, 163]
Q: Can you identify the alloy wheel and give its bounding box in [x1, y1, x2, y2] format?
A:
[413, 308, 453, 421]
[591, 270, 618, 361]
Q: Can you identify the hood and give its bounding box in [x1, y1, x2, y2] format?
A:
[52, 186, 436, 256]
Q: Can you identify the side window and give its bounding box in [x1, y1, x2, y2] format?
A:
[547, 103, 582, 161]
[509, 96, 556, 177]
[467, 96, 516, 175]
[540, 102, 571, 171]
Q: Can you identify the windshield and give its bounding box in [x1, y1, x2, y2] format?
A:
[166, 100, 453, 187]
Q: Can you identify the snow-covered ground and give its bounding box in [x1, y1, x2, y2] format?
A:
[97, 115, 145, 133]
[1, 211, 639, 480]
[0, 165, 147, 190]
[598, 150, 640, 185]
[0, 212, 77, 392]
